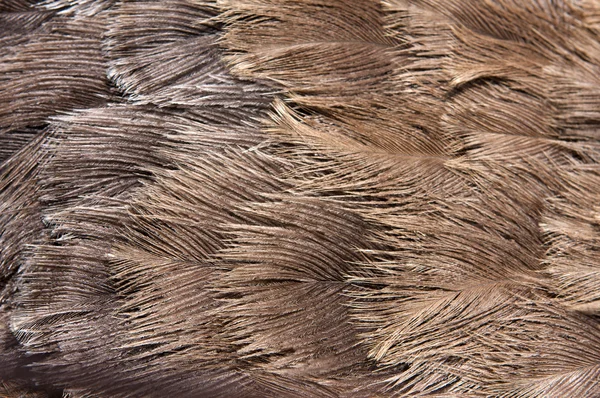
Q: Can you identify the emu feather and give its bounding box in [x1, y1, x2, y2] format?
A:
[1, 0, 600, 397]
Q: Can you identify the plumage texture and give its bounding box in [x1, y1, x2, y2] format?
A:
[1, 0, 600, 396]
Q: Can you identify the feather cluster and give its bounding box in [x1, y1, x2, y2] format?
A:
[1, 0, 600, 397]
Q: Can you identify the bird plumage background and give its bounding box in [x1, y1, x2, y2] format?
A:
[1, 0, 600, 396]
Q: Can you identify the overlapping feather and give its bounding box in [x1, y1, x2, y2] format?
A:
[0, 0, 599, 397]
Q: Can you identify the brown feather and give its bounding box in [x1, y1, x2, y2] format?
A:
[1, 0, 600, 397]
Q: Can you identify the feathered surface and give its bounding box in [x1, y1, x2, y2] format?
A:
[1, 0, 600, 396]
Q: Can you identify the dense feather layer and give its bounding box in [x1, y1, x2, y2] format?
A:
[0, 0, 599, 397]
